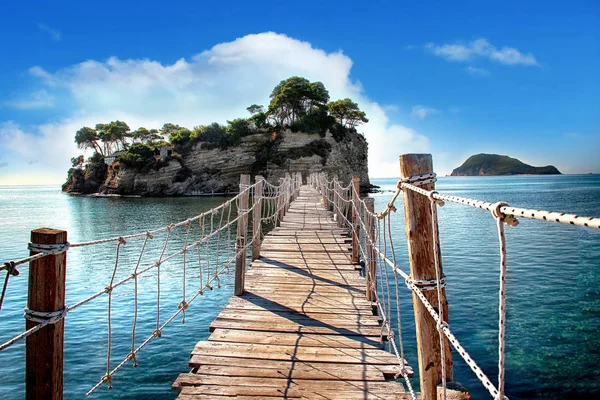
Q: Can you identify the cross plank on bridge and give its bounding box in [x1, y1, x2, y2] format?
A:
[173, 185, 417, 399]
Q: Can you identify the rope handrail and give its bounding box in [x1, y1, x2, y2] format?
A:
[399, 180, 600, 229]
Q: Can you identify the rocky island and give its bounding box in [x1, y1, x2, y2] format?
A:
[63, 77, 372, 196]
[450, 153, 561, 176]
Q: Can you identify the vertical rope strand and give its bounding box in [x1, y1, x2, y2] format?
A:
[104, 236, 126, 389]
[496, 216, 507, 400]
[179, 221, 191, 323]
[429, 197, 447, 400]
[155, 226, 172, 338]
[130, 233, 151, 368]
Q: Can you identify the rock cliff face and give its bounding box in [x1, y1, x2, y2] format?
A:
[67, 129, 370, 196]
[451, 153, 561, 176]
[62, 162, 108, 194]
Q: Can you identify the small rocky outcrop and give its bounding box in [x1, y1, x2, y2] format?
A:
[62, 162, 108, 194]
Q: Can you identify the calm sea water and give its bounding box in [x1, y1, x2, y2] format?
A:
[0, 175, 599, 399]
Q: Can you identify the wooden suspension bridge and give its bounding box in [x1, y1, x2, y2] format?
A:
[172, 184, 416, 399]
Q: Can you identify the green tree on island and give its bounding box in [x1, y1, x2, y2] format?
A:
[75, 126, 104, 155]
[328, 98, 369, 129]
[131, 127, 162, 145]
[267, 76, 330, 127]
[96, 120, 131, 154]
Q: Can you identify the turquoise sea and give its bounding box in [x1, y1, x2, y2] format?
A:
[0, 175, 599, 399]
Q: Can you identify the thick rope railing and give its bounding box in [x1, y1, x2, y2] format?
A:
[0, 174, 297, 396]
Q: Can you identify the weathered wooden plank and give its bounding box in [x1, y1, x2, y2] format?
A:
[209, 319, 388, 338]
[189, 364, 387, 381]
[259, 251, 353, 260]
[214, 310, 381, 326]
[176, 374, 408, 393]
[243, 284, 365, 296]
[191, 342, 408, 366]
[208, 329, 383, 348]
[176, 384, 303, 397]
[245, 272, 366, 283]
[224, 298, 377, 315]
[185, 355, 404, 377]
[263, 237, 350, 244]
[234, 292, 373, 305]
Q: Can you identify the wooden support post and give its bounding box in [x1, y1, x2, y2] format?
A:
[399, 154, 453, 400]
[365, 198, 376, 302]
[235, 174, 250, 296]
[321, 174, 328, 210]
[333, 176, 340, 227]
[252, 176, 264, 261]
[285, 173, 291, 207]
[278, 178, 285, 224]
[351, 175, 360, 264]
[27, 228, 67, 400]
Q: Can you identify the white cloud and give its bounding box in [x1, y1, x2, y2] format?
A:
[411, 105, 439, 120]
[37, 23, 61, 41]
[465, 66, 490, 77]
[3, 89, 54, 109]
[425, 38, 538, 66]
[2, 32, 430, 182]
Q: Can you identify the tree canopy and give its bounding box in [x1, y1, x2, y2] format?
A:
[328, 98, 369, 129]
[75, 126, 103, 155]
[246, 104, 264, 115]
[267, 77, 330, 127]
[131, 127, 162, 145]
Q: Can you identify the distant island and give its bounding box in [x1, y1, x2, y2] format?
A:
[450, 154, 561, 176]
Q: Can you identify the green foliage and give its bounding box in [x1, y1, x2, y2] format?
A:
[153, 140, 171, 148]
[289, 105, 333, 136]
[190, 123, 226, 144]
[329, 123, 346, 142]
[328, 98, 368, 129]
[96, 120, 131, 152]
[71, 155, 84, 168]
[87, 152, 104, 164]
[249, 112, 269, 129]
[117, 143, 156, 169]
[160, 123, 183, 137]
[268, 77, 330, 127]
[169, 127, 192, 145]
[75, 126, 102, 154]
[246, 104, 264, 115]
[132, 127, 162, 145]
[220, 118, 251, 147]
[62, 158, 108, 194]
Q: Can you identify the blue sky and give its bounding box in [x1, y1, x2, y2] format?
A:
[0, 0, 598, 184]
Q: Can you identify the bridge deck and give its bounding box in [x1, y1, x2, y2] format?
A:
[173, 186, 416, 399]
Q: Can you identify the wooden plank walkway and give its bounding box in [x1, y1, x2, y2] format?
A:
[173, 185, 416, 399]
